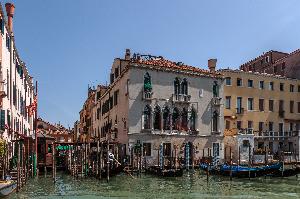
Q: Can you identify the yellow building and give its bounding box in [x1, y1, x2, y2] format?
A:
[221, 69, 300, 158]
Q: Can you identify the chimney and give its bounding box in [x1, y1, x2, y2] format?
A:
[125, 49, 131, 60]
[5, 3, 15, 33]
[208, 59, 217, 73]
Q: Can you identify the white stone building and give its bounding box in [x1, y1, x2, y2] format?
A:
[0, 3, 35, 156]
[92, 49, 225, 165]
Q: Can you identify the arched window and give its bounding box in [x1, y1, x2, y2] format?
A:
[143, 105, 151, 129]
[181, 108, 188, 131]
[174, 78, 180, 95]
[163, 106, 170, 130]
[212, 110, 219, 132]
[213, 81, 219, 97]
[181, 78, 188, 95]
[144, 72, 152, 92]
[172, 107, 180, 130]
[190, 108, 196, 131]
[153, 106, 161, 130]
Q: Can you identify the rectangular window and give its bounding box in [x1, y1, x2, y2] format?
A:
[298, 85, 300, 92]
[279, 100, 284, 111]
[259, 99, 264, 111]
[114, 68, 119, 79]
[237, 78, 242, 87]
[280, 83, 284, 91]
[237, 121, 242, 130]
[248, 98, 254, 111]
[225, 77, 231, 86]
[269, 100, 274, 112]
[225, 120, 230, 129]
[259, 122, 264, 132]
[225, 96, 231, 109]
[279, 123, 284, 133]
[269, 82, 274, 90]
[290, 84, 294, 92]
[290, 101, 294, 113]
[237, 97, 242, 113]
[259, 81, 264, 89]
[163, 143, 171, 156]
[114, 90, 119, 106]
[110, 73, 114, 84]
[298, 102, 300, 113]
[248, 121, 253, 129]
[143, 143, 151, 156]
[269, 122, 274, 131]
[248, 79, 253, 88]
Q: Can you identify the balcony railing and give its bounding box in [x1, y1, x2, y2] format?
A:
[212, 97, 222, 106]
[143, 91, 153, 100]
[236, 108, 244, 114]
[254, 131, 300, 138]
[172, 94, 191, 103]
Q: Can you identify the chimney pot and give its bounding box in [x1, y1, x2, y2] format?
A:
[5, 3, 15, 32]
[125, 49, 131, 60]
[208, 59, 217, 73]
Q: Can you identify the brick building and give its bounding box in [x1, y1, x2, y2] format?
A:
[240, 49, 300, 79]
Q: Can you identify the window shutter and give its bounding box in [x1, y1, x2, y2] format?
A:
[0, 110, 5, 130]
[0, 19, 4, 34]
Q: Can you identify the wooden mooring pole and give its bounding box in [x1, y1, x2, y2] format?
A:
[230, 147, 232, 181]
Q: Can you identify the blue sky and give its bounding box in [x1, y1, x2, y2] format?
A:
[6, 0, 300, 127]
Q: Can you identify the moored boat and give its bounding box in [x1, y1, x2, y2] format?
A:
[0, 180, 17, 197]
[220, 162, 282, 178]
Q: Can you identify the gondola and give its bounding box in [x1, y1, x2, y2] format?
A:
[0, 180, 17, 197]
[220, 162, 282, 178]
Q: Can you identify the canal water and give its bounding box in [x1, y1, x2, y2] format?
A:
[8, 171, 300, 199]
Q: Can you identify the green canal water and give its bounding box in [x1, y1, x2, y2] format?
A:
[7, 172, 300, 199]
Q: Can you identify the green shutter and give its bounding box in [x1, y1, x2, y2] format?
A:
[0, 110, 5, 130]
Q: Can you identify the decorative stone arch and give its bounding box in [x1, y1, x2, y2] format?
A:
[172, 107, 180, 130]
[174, 77, 180, 95]
[142, 104, 152, 130]
[162, 106, 171, 130]
[153, 105, 162, 130]
[181, 78, 188, 95]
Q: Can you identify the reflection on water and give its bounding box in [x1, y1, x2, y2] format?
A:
[8, 171, 300, 199]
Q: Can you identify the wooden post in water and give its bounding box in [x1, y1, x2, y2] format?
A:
[107, 140, 110, 183]
[248, 145, 251, 180]
[96, 141, 99, 177]
[100, 142, 103, 179]
[230, 147, 232, 181]
[17, 141, 20, 192]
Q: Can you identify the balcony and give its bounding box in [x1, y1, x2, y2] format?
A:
[279, 110, 285, 118]
[143, 91, 153, 100]
[254, 131, 299, 139]
[172, 94, 191, 103]
[236, 108, 244, 114]
[211, 97, 222, 106]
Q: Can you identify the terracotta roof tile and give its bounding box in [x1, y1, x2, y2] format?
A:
[131, 56, 221, 77]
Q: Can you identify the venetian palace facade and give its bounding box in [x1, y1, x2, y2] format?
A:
[89, 49, 225, 164]
[0, 3, 35, 157]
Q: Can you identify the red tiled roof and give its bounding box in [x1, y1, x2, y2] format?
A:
[274, 49, 300, 64]
[131, 57, 221, 77]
